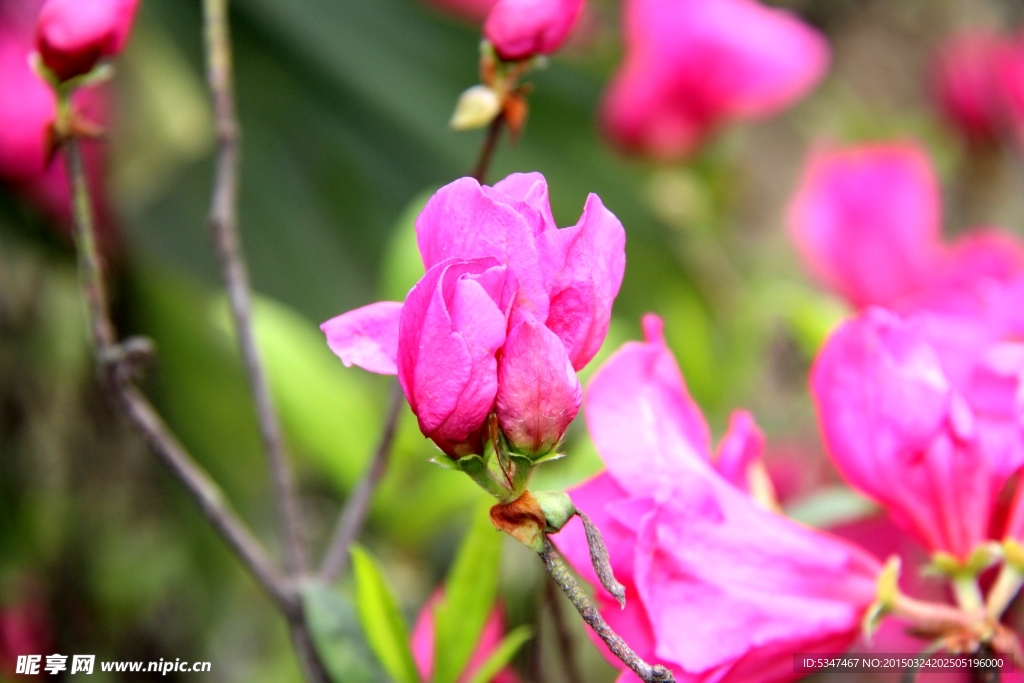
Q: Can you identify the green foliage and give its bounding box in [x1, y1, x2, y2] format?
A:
[350, 546, 422, 683]
[465, 625, 533, 683]
[303, 582, 384, 683]
[432, 502, 504, 683]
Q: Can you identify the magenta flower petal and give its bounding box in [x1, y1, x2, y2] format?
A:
[490, 171, 557, 234]
[36, 0, 140, 81]
[931, 30, 1007, 143]
[483, 0, 585, 61]
[496, 319, 582, 455]
[540, 193, 626, 370]
[787, 142, 943, 308]
[713, 410, 765, 494]
[584, 314, 712, 497]
[320, 301, 403, 375]
[398, 258, 509, 456]
[602, 0, 829, 159]
[416, 177, 549, 324]
[811, 307, 1016, 559]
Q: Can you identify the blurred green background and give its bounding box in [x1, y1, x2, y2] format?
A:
[3, 0, 1024, 680]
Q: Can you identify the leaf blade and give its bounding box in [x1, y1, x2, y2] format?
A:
[465, 626, 533, 683]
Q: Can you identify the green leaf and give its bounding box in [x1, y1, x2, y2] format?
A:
[465, 625, 533, 683]
[432, 503, 504, 683]
[350, 545, 422, 683]
[302, 582, 384, 683]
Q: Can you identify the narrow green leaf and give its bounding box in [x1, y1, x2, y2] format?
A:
[432, 503, 504, 683]
[465, 626, 533, 683]
[302, 582, 384, 683]
[350, 545, 422, 683]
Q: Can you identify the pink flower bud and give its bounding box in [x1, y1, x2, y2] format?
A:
[602, 0, 829, 159]
[555, 316, 882, 682]
[483, 0, 584, 62]
[321, 173, 625, 459]
[931, 31, 1007, 143]
[35, 0, 139, 82]
[496, 319, 582, 455]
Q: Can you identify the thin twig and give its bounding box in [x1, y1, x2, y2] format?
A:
[543, 575, 585, 683]
[64, 138, 297, 617]
[578, 510, 625, 608]
[203, 0, 306, 575]
[472, 113, 504, 183]
[319, 383, 404, 582]
[538, 540, 675, 683]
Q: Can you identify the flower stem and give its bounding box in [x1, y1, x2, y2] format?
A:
[538, 540, 675, 683]
[319, 382, 403, 582]
[986, 563, 1024, 620]
[472, 112, 504, 183]
[953, 575, 986, 614]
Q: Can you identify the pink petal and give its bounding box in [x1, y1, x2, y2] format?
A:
[602, 0, 829, 158]
[787, 142, 943, 308]
[584, 314, 712, 498]
[931, 30, 1007, 142]
[320, 301, 403, 375]
[713, 410, 765, 494]
[416, 176, 549, 324]
[398, 258, 508, 456]
[490, 171, 557, 235]
[496, 319, 582, 455]
[540, 193, 626, 370]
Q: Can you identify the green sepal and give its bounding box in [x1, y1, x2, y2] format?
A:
[428, 456, 461, 471]
[529, 449, 567, 465]
[532, 491, 576, 532]
[508, 454, 534, 498]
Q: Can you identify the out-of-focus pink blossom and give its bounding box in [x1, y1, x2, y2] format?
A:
[322, 173, 625, 458]
[996, 34, 1024, 148]
[812, 300, 1024, 561]
[483, 0, 584, 61]
[410, 591, 521, 683]
[602, 0, 829, 159]
[931, 31, 1008, 144]
[35, 0, 139, 82]
[0, 600, 51, 678]
[556, 315, 881, 683]
[0, 0, 117, 254]
[787, 142, 1024, 310]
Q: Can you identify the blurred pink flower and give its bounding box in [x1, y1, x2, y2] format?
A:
[601, 0, 829, 159]
[931, 30, 1008, 144]
[0, 0, 117, 255]
[812, 300, 1024, 561]
[321, 172, 625, 458]
[410, 591, 520, 683]
[996, 33, 1024, 149]
[787, 142, 1024, 310]
[556, 314, 881, 683]
[0, 599, 51, 678]
[483, 0, 584, 61]
[35, 0, 139, 82]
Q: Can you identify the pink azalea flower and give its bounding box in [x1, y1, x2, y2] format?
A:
[410, 591, 521, 683]
[555, 314, 882, 683]
[601, 0, 829, 159]
[321, 173, 625, 458]
[0, 599, 51, 678]
[996, 32, 1024, 149]
[35, 0, 139, 82]
[812, 296, 1024, 561]
[931, 30, 1008, 144]
[483, 0, 585, 61]
[787, 142, 1024, 310]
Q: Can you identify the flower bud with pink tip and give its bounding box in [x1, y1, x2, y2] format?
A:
[483, 0, 584, 62]
[35, 0, 139, 82]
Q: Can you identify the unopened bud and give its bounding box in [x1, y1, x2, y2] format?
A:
[450, 85, 502, 131]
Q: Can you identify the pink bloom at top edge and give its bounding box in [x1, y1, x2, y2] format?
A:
[786, 141, 1024, 311]
[421, 0, 499, 24]
[410, 590, 520, 683]
[483, 0, 585, 62]
[35, 0, 140, 82]
[321, 172, 625, 458]
[931, 30, 1008, 144]
[812, 288, 1024, 560]
[601, 0, 829, 160]
[0, 0, 118, 256]
[995, 31, 1024, 149]
[554, 314, 882, 683]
